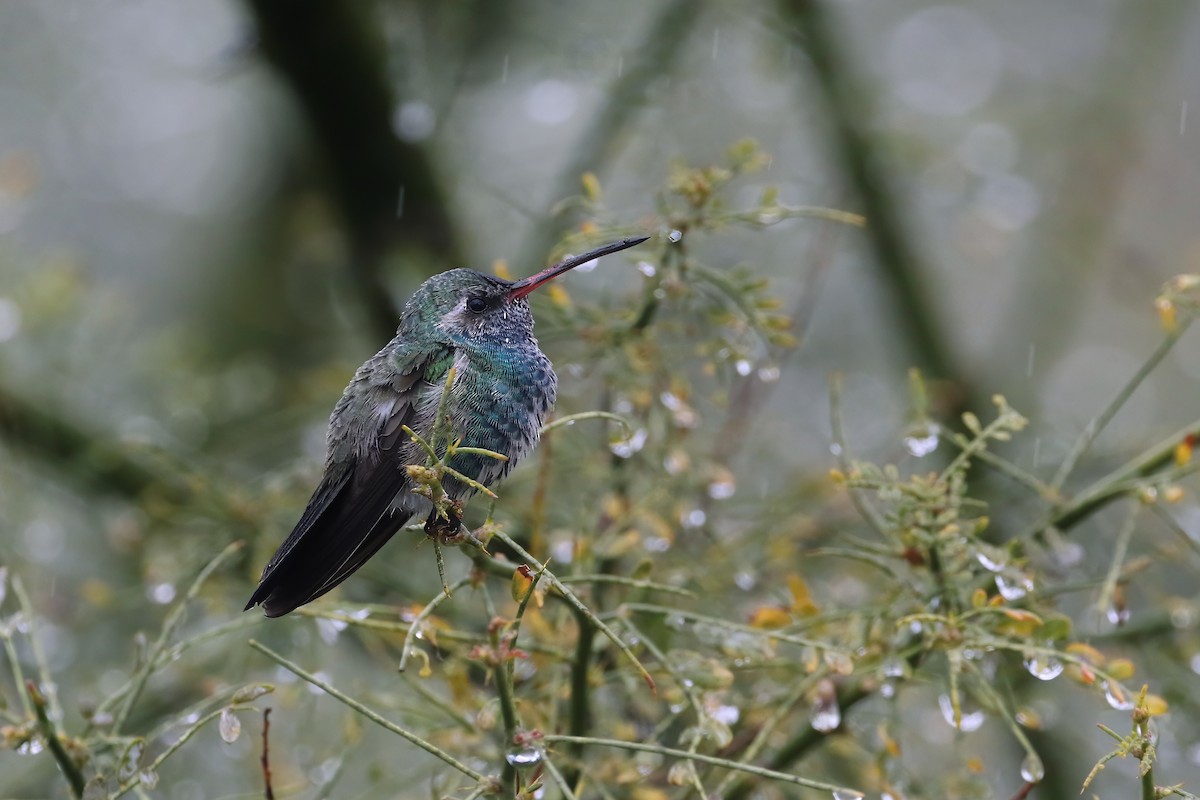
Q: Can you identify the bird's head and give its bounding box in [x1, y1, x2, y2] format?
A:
[401, 236, 650, 343]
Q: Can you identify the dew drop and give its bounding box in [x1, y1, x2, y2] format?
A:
[735, 359, 753, 376]
[904, 424, 941, 457]
[681, 508, 707, 529]
[734, 570, 756, 590]
[505, 748, 542, 766]
[218, 707, 241, 743]
[832, 791, 864, 800]
[147, 583, 176, 605]
[881, 658, 909, 679]
[810, 679, 841, 733]
[609, 428, 648, 458]
[1023, 653, 1064, 681]
[16, 737, 44, 755]
[1106, 604, 1131, 626]
[707, 476, 736, 500]
[995, 573, 1033, 601]
[636, 261, 656, 277]
[668, 229, 683, 243]
[138, 769, 160, 789]
[1019, 752, 1045, 783]
[938, 694, 985, 731]
[974, 548, 1006, 573]
[1103, 681, 1134, 711]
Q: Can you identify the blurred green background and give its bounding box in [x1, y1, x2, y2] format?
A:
[2, 1, 1200, 798]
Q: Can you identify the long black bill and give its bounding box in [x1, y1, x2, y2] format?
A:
[509, 236, 651, 299]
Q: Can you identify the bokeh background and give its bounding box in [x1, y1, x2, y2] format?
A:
[2, 1, 1200, 798]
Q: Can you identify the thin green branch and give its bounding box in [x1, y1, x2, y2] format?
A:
[1096, 501, 1139, 621]
[398, 576, 474, 673]
[489, 528, 656, 693]
[539, 411, 631, 438]
[1035, 417, 1200, 535]
[620, 603, 834, 652]
[248, 640, 491, 785]
[558, 574, 694, 597]
[542, 734, 861, 796]
[1052, 326, 1189, 490]
[109, 541, 245, 735]
[26, 680, 84, 798]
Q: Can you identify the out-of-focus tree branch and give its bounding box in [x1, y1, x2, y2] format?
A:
[0, 384, 183, 502]
[778, 0, 974, 415]
[246, 0, 464, 340]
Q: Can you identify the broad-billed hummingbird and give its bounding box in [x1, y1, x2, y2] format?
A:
[246, 236, 650, 617]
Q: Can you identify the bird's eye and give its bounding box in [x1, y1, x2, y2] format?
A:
[466, 297, 488, 314]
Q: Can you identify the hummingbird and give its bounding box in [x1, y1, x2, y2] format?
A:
[245, 236, 650, 617]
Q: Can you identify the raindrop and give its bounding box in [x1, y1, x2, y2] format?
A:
[733, 570, 756, 591]
[995, 573, 1033, 601]
[16, 737, 45, 755]
[218, 708, 241, 743]
[832, 790, 864, 800]
[1103, 681, 1134, 711]
[1106, 604, 1131, 626]
[938, 694, 985, 731]
[668, 229, 683, 243]
[974, 549, 1006, 573]
[505, 748, 542, 767]
[636, 261, 656, 277]
[610, 428, 648, 458]
[681, 508, 707, 529]
[1019, 753, 1045, 783]
[810, 679, 841, 733]
[904, 425, 940, 457]
[829, 442, 843, 456]
[707, 477, 736, 500]
[810, 703, 841, 733]
[882, 658, 909, 679]
[735, 359, 753, 376]
[1023, 653, 1064, 681]
[711, 704, 740, 725]
[139, 770, 160, 789]
[666, 614, 687, 630]
[148, 583, 176, 605]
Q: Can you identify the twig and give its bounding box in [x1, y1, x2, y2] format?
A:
[1052, 327, 1188, 490]
[261, 708, 275, 800]
[489, 528, 656, 693]
[398, 575, 473, 673]
[542, 735, 861, 796]
[1035, 418, 1200, 535]
[109, 541, 246, 735]
[246, 0, 463, 341]
[26, 680, 84, 798]
[249, 640, 491, 785]
[1096, 501, 1139, 622]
